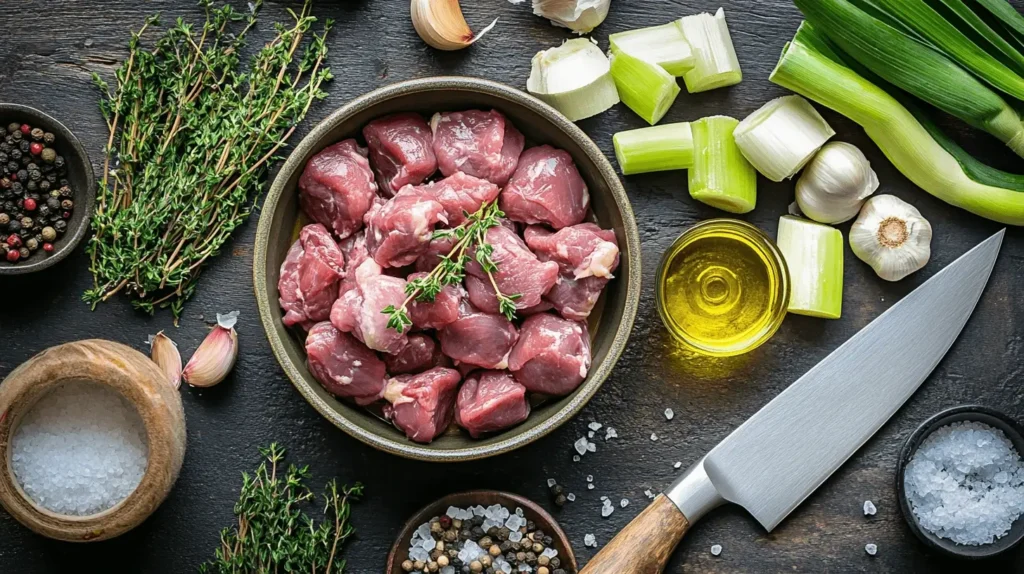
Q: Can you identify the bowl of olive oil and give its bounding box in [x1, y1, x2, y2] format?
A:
[656, 219, 789, 357]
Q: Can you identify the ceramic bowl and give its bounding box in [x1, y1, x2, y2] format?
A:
[0, 103, 95, 275]
[254, 77, 640, 461]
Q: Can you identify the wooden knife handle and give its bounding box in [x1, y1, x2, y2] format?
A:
[580, 494, 690, 574]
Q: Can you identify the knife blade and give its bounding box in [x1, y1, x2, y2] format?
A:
[580, 229, 1004, 574]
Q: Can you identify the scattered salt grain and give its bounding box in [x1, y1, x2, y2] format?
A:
[588, 431, 595, 438]
[587, 475, 594, 482]
[11, 381, 149, 516]
[584, 533, 597, 547]
[547, 478, 557, 488]
[665, 408, 674, 420]
[620, 498, 629, 508]
[863, 500, 877, 516]
[650, 433, 659, 441]
[509, 530, 524, 543]
[588, 483, 595, 490]
[541, 547, 558, 559]
[587, 442, 596, 453]
[600, 496, 608, 501]
[865, 543, 877, 556]
[589, 422, 603, 431]
[573, 455, 581, 462]
[644, 489, 655, 499]
[574, 437, 589, 455]
[605, 427, 618, 440]
[674, 461, 682, 469]
[601, 498, 615, 517]
[904, 421, 1024, 546]
[710, 544, 722, 556]
[567, 493, 576, 502]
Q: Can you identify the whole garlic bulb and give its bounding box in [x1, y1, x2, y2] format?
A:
[795, 142, 879, 224]
[850, 195, 932, 282]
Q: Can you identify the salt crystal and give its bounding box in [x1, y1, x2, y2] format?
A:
[509, 530, 524, 543]
[421, 537, 436, 551]
[587, 475, 594, 482]
[620, 498, 629, 508]
[605, 427, 618, 440]
[600, 496, 608, 501]
[441, 567, 456, 574]
[587, 483, 595, 490]
[541, 548, 558, 558]
[588, 431, 595, 438]
[567, 493, 576, 502]
[665, 408, 674, 420]
[601, 499, 615, 517]
[674, 461, 682, 469]
[546, 478, 557, 488]
[644, 489, 655, 499]
[863, 500, 877, 516]
[410, 547, 430, 562]
[518, 565, 532, 573]
[516, 507, 524, 516]
[589, 422, 603, 431]
[710, 544, 722, 556]
[865, 543, 877, 556]
[650, 433, 659, 441]
[446, 505, 460, 518]
[473, 504, 486, 516]
[584, 533, 597, 547]
[573, 455, 581, 462]
[587, 442, 596, 453]
[574, 437, 589, 455]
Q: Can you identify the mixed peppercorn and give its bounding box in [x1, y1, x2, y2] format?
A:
[0, 121, 75, 264]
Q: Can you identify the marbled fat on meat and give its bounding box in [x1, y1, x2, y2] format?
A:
[330, 258, 410, 354]
[508, 313, 591, 396]
[299, 140, 377, 239]
[305, 322, 387, 405]
[455, 370, 530, 438]
[431, 110, 525, 186]
[524, 223, 620, 320]
[383, 367, 462, 443]
[364, 184, 447, 268]
[362, 112, 437, 195]
[278, 224, 346, 329]
[500, 145, 589, 229]
[438, 301, 519, 370]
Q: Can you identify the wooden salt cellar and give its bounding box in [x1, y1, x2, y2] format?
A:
[0, 340, 186, 542]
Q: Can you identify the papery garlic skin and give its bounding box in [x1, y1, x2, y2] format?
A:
[149, 331, 182, 390]
[182, 312, 240, 388]
[796, 142, 879, 224]
[850, 195, 932, 282]
[533, 0, 610, 34]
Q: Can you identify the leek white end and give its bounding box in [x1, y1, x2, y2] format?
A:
[612, 122, 693, 175]
[734, 95, 835, 182]
[609, 49, 681, 125]
[679, 8, 743, 93]
[688, 116, 757, 213]
[609, 21, 694, 76]
[776, 216, 844, 319]
[527, 38, 620, 121]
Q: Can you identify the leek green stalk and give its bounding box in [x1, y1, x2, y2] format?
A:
[612, 123, 693, 175]
[770, 24, 1024, 225]
[609, 49, 681, 125]
[793, 0, 1024, 157]
[688, 116, 757, 214]
[776, 216, 843, 319]
[609, 21, 694, 76]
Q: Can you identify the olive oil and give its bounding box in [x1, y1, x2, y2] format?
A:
[657, 219, 789, 356]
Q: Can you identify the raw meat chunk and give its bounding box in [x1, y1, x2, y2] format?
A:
[363, 113, 437, 195]
[384, 333, 446, 375]
[305, 322, 387, 405]
[330, 258, 409, 354]
[439, 301, 519, 369]
[508, 313, 591, 396]
[455, 370, 531, 438]
[407, 271, 463, 330]
[279, 224, 346, 329]
[365, 184, 447, 268]
[431, 110, 525, 186]
[299, 140, 377, 239]
[500, 145, 589, 229]
[465, 225, 559, 313]
[420, 172, 501, 226]
[525, 224, 619, 320]
[383, 367, 462, 443]
[543, 276, 608, 321]
[414, 235, 455, 273]
[337, 231, 369, 297]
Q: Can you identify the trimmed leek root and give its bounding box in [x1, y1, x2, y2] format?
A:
[734, 95, 835, 182]
[776, 216, 843, 319]
[609, 21, 694, 76]
[688, 116, 757, 213]
[609, 49, 681, 125]
[679, 8, 743, 93]
[527, 38, 620, 121]
[612, 123, 693, 175]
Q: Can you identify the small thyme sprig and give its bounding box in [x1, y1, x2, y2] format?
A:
[382, 201, 521, 333]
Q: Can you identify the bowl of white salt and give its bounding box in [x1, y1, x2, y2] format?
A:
[0, 340, 186, 542]
[897, 405, 1024, 559]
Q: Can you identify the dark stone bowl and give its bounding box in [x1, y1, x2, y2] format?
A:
[253, 77, 641, 461]
[0, 103, 95, 276]
[896, 405, 1024, 560]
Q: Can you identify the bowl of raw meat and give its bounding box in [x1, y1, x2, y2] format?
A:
[254, 77, 640, 461]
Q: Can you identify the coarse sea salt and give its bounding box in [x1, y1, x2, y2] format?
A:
[584, 533, 597, 547]
[710, 544, 722, 556]
[11, 381, 148, 516]
[865, 543, 877, 556]
[904, 421, 1024, 546]
[665, 408, 674, 420]
[605, 427, 618, 440]
[863, 500, 877, 516]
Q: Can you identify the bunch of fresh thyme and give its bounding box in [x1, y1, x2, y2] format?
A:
[200, 444, 363, 574]
[87, 0, 333, 318]
[383, 201, 521, 333]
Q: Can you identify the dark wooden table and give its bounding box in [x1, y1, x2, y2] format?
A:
[2, 1, 1023, 572]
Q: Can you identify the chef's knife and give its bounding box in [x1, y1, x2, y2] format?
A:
[581, 229, 1005, 573]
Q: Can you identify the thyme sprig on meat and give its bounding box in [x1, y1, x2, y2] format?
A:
[382, 201, 521, 333]
[86, 0, 333, 319]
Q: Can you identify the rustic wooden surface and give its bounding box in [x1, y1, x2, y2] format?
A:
[1, 1, 1022, 572]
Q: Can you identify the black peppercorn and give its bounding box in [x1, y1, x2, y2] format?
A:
[30, 128, 44, 141]
[11, 130, 22, 141]
[16, 169, 27, 182]
[46, 197, 60, 210]
[54, 220, 67, 233]
[43, 132, 55, 145]
[53, 156, 65, 169]
[45, 173, 56, 184]
[8, 161, 19, 172]
[18, 247, 29, 259]
[39, 180, 49, 192]
[10, 149, 22, 161]
[26, 181, 37, 192]
[7, 220, 21, 233]
[19, 140, 29, 152]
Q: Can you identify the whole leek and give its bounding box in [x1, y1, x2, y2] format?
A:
[612, 123, 693, 175]
[776, 216, 843, 319]
[770, 26, 1024, 225]
[793, 0, 1024, 157]
[688, 116, 757, 214]
[609, 49, 681, 125]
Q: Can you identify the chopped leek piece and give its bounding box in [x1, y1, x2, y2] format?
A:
[734, 95, 835, 182]
[793, 0, 1024, 157]
[612, 123, 693, 175]
[609, 49, 681, 125]
[678, 8, 743, 93]
[688, 116, 757, 214]
[776, 216, 843, 319]
[527, 38, 620, 122]
[609, 21, 694, 76]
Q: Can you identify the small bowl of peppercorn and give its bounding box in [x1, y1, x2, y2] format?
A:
[0, 103, 94, 275]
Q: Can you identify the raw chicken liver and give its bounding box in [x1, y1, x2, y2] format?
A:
[362, 112, 437, 195]
[500, 145, 589, 229]
[305, 322, 387, 405]
[407, 271, 463, 330]
[464, 225, 559, 313]
[525, 223, 620, 320]
[439, 301, 519, 369]
[365, 184, 447, 268]
[455, 370, 531, 438]
[431, 110, 525, 186]
[508, 313, 591, 396]
[279, 224, 346, 329]
[420, 171, 500, 226]
[384, 333, 446, 375]
[299, 140, 377, 239]
[330, 258, 409, 354]
[383, 367, 462, 443]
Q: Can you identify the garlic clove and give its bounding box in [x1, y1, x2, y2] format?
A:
[149, 331, 182, 389]
[533, 0, 610, 34]
[182, 312, 240, 388]
[796, 142, 879, 224]
[849, 194, 932, 282]
[411, 0, 498, 51]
